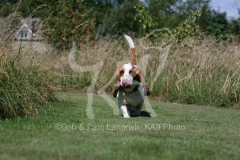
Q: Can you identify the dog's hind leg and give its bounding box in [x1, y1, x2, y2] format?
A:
[131, 104, 143, 117]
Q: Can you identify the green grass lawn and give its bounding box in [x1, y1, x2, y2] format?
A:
[0, 92, 240, 160]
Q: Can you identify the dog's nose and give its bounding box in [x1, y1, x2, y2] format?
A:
[122, 79, 131, 88]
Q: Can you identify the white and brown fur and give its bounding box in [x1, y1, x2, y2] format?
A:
[113, 34, 150, 118]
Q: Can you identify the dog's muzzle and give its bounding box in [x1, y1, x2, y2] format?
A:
[121, 75, 132, 88]
[122, 79, 131, 88]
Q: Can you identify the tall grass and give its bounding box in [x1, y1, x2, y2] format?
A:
[151, 37, 240, 108]
[1, 31, 238, 117]
[0, 44, 56, 118]
[50, 36, 240, 108]
[49, 37, 128, 92]
[0, 3, 56, 118]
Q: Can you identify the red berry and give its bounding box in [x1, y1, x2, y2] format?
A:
[60, 34, 66, 39]
[70, 12, 74, 18]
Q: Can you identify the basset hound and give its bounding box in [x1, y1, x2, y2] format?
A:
[113, 34, 150, 118]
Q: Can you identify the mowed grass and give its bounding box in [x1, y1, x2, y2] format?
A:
[0, 92, 240, 160]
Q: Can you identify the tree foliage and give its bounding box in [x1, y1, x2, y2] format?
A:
[1, 0, 240, 39]
[100, 0, 141, 36]
[42, 0, 95, 49]
[173, 10, 202, 42]
[134, 3, 157, 36]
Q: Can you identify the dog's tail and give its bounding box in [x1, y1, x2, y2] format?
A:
[124, 34, 136, 65]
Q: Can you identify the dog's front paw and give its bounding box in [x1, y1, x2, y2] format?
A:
[123, 114, 130, 118]
[120, 106, 130, 118]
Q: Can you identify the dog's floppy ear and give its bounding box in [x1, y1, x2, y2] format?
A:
[134, 68, 150, 96]
[113, 66, 124, 98]
[116, 67, 124, 81]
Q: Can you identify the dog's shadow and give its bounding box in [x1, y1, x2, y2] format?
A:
[130, 111, 151, 118]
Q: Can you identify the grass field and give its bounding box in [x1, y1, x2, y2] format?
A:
[0, 92, 240, 160]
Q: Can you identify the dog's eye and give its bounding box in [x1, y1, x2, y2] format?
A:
[129, 70, 132, 74]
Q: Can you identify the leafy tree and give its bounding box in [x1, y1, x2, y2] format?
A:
[0, 0, 16, 17]
[145, 0, 185, 28]
[173, 10, 202, 42]
[0, 0, 55, 18]
[201, 9, 228, 35]
[229, 18, 240, 35]
[79, 0, 115, 37]
[1, 0, 239, 38]
[181, 0, 210, 16]
[43, 0, 95, 49]
[134, 3, 156, 36]
[100, 0, 141, 36]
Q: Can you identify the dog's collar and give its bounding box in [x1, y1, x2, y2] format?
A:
[122, 85, 139, 93]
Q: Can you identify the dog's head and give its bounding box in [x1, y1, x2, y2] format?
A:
[116, 63, 150, 95]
